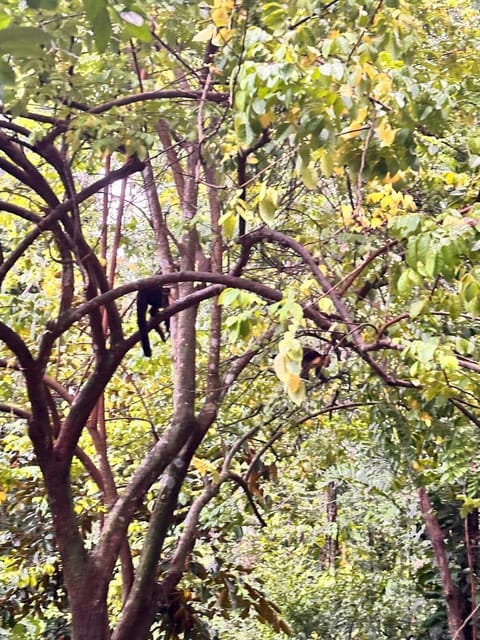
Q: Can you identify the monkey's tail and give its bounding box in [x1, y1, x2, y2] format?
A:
[136, 293, 152, 357]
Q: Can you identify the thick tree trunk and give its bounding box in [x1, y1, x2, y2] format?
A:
[70, 589, 110, 640]
[418, 487, 466, 640]
[43, 464, 111, 640]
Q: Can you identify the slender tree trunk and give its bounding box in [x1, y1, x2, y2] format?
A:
[464, 510, 479, 640]
[418, 487, 466, 640]
[324, 481, 338, 568]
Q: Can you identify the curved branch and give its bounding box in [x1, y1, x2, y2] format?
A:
[69, 89, 229, 115]
[0, 322, 35, 368]
[48, 270, 411, 386]
[0, 200, 41, 223]
[451, 398, 480, 430]
[246, 228, 358, 332]
[0, 132, 59, 207]
[242, 229, 413, 386]
[228, 471, 266, 527]
[337, 241, 397, 296]
[0, 402, 31, 420]
[245, 401, 381, 481]
[0, 158, 145, 286]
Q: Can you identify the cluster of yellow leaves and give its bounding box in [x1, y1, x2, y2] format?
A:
[191, 456, 220, 481]
[364, 182, 416, 227]
[342, 112, 397, 146]
[273, 333, 305, 405]
[193, 0, 236, 46]
[376, 119, 397, 147]
[341, 106, 368, 139]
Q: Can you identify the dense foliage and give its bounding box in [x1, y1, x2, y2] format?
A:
[1, 1, 480, 639]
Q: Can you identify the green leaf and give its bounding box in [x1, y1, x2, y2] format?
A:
[330, 58, 344, 81]
[424, 251, 437, 278]
[467, 137, 480, 154]
[438, 352, 458, 373]
[219, 209, 237, 239]
[119, 11, 152, 42]
[455, 337, 472, 355]
[389, 213, 420, 238]
[0, 60, 15, 85]
[82, 0, 106, 21]
[409, 299, 425, 318]
[91, 7, 112, 53]
[461, 279, 479, 303]
[26, 0, 58, 8]
[465, 295, 480, 317]
[258, 186, 278, 224]
[300, 163, 318, 190]
[416, 339, 438, 363]
[0, 27, 50, 56]
[396, 269, 413, 296]
[238, 318, 251, 339]
[0, 13, 12, 29]
[218, 288, 239, 306]
[448, 294, 462, 320]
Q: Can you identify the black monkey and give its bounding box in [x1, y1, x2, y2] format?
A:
[136, 286, 170, 357]
[301, 348, 331, 382]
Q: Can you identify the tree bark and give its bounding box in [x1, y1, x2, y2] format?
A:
[418, 487, 466, 640]
[324, 481, 338, 568]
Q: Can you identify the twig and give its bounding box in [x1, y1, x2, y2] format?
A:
[228, 472, 266, 527]
[347, 0, 384, 62]
[452, 602, 480, 640]
[353, 114, 376, 223]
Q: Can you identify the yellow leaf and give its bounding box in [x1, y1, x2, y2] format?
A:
[192, 456, 210, 475]
[273, 353, 288, 381]
[444, 171, 457, 185]
[193, 24, 215, 42]
[383, 171, 402, 185]
[288, 380, 306, 405]
[212, 7, 229, 27]
[43, 277, 59, 298]
[367, 191, 383, 204]
[377, 119, 396, 146]
[421, 412, 432, 426]
[258, 112, 273, 128]
[299, 278, 316, 295]
[212, 27, 235, 46]
[341, 203, 353, 226]
[288, 373, 301, 393]
[350, 64, 364, 87]
[286, 106, 300, 123]
[381, 194, 396, 210]
[403, 193, 416, 210]
[219, 209, 236, 239]
[342, 107, 368, 139]
[318, 297, 334, 313]
[374, 72, 392, 97]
